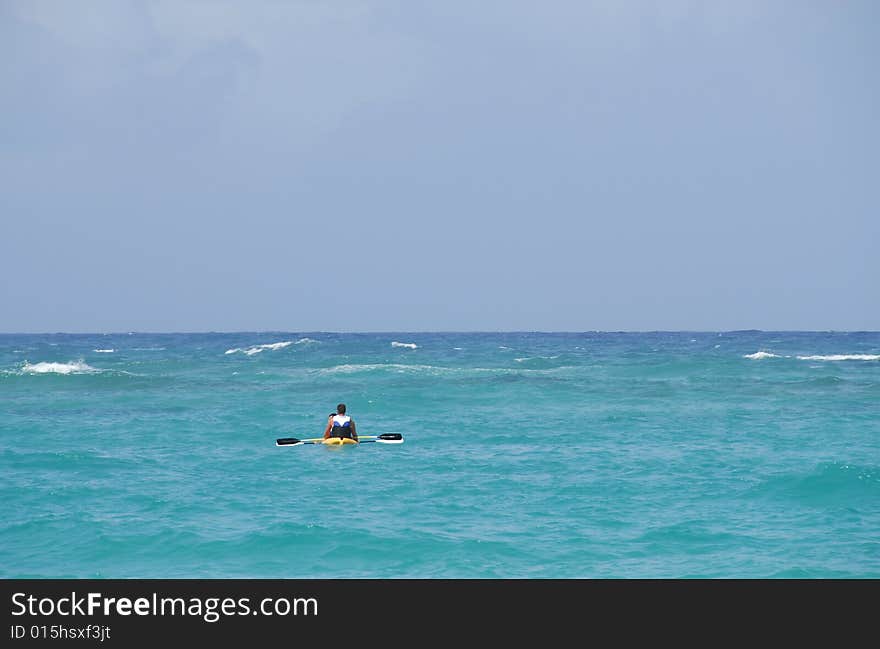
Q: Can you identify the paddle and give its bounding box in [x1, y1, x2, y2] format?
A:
[276, 433, 403, 446]
[275, 437, 320, 446]
[359, 434, 404, 445]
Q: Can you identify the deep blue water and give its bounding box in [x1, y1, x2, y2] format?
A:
[2, 331, 878, 577]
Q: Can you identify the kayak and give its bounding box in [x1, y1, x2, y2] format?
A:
[276, 433, 404, 447]
[322, 437, 358, 446]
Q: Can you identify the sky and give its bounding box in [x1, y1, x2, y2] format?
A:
[1, 0, 878, 332]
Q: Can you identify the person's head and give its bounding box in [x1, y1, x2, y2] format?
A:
[336, 403, 346, 415]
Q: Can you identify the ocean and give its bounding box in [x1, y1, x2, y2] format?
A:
[2, 331, 878, 578]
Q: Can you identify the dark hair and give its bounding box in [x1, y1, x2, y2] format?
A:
[337, 403, 346, 414]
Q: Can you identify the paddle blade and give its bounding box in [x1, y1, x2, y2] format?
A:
[276, 437, 302, 446]
[374, 433, 404, 444]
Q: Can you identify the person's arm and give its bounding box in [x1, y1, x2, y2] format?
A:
[323, 415, 333, 439]
[351, 419, 358, 441]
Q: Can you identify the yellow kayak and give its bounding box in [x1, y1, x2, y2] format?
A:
[321, 437, 358, 446]
[275, 434, 402, 447]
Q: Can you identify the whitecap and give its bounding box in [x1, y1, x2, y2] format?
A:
[796, 354, 880, 362]
[93, 349, 115, 353]
[744, 351, 783, 360]
[320, 363, 434, 375]
[391, 341, 418, 349]
[225, 341, 293, 356]
[317, 363, 575, 377]
[295, 338, 318, 345]
[254, 341, 292, 352]
[515, 355, 560, 362]
[21, 360, 100, 374]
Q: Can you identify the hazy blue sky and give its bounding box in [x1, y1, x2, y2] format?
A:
[2, 1, 877, 332]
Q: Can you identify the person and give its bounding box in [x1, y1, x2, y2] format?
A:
[323, 403, 358, 441]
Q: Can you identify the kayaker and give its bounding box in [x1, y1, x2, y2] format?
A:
[323, 403, 358, 441]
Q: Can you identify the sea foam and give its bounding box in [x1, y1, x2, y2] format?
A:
[514, 356, 560, 362]
[225, 341, 293, 356]
[316, 363, 571, 377]
[743, 351, 879, 362]
[391, 341, 418, 349]
[743, 352, 783, 360]
[796, 354, 880, 362]
[21, 360, 100, 374]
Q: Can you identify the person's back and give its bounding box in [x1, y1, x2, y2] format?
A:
[323, 403, 357, 441]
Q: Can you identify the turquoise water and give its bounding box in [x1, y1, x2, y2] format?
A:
[2, 331, 879, 578]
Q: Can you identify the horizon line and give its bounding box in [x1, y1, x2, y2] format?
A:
[2, 329, 879, 335]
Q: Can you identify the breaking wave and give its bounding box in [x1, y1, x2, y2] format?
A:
[744, 351, 878, 362]
[20, 360, 100, 375]
[225, 341, 293, 356]
[796, 354, 880, 362]
[743, 351, 783, 360]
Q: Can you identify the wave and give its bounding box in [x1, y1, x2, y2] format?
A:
[744, 350, 878, 362]
[21, 360, 100, 375]
[799, 375, 845, 387]
[750, 462, 879, 506]
[391, 341, 418, 349]
[514, 356, 560, 362]
[295, 338, 318, 345]
[796, 354, 880, 362]
[743, 351, 783, 360]
[315, 363, 574, 378]
[319, 363, 437, 375]
[225, 341, 293, 356]
[93, 349, 115, 353]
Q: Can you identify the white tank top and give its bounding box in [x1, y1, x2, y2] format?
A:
[332, 415, 351, 427]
